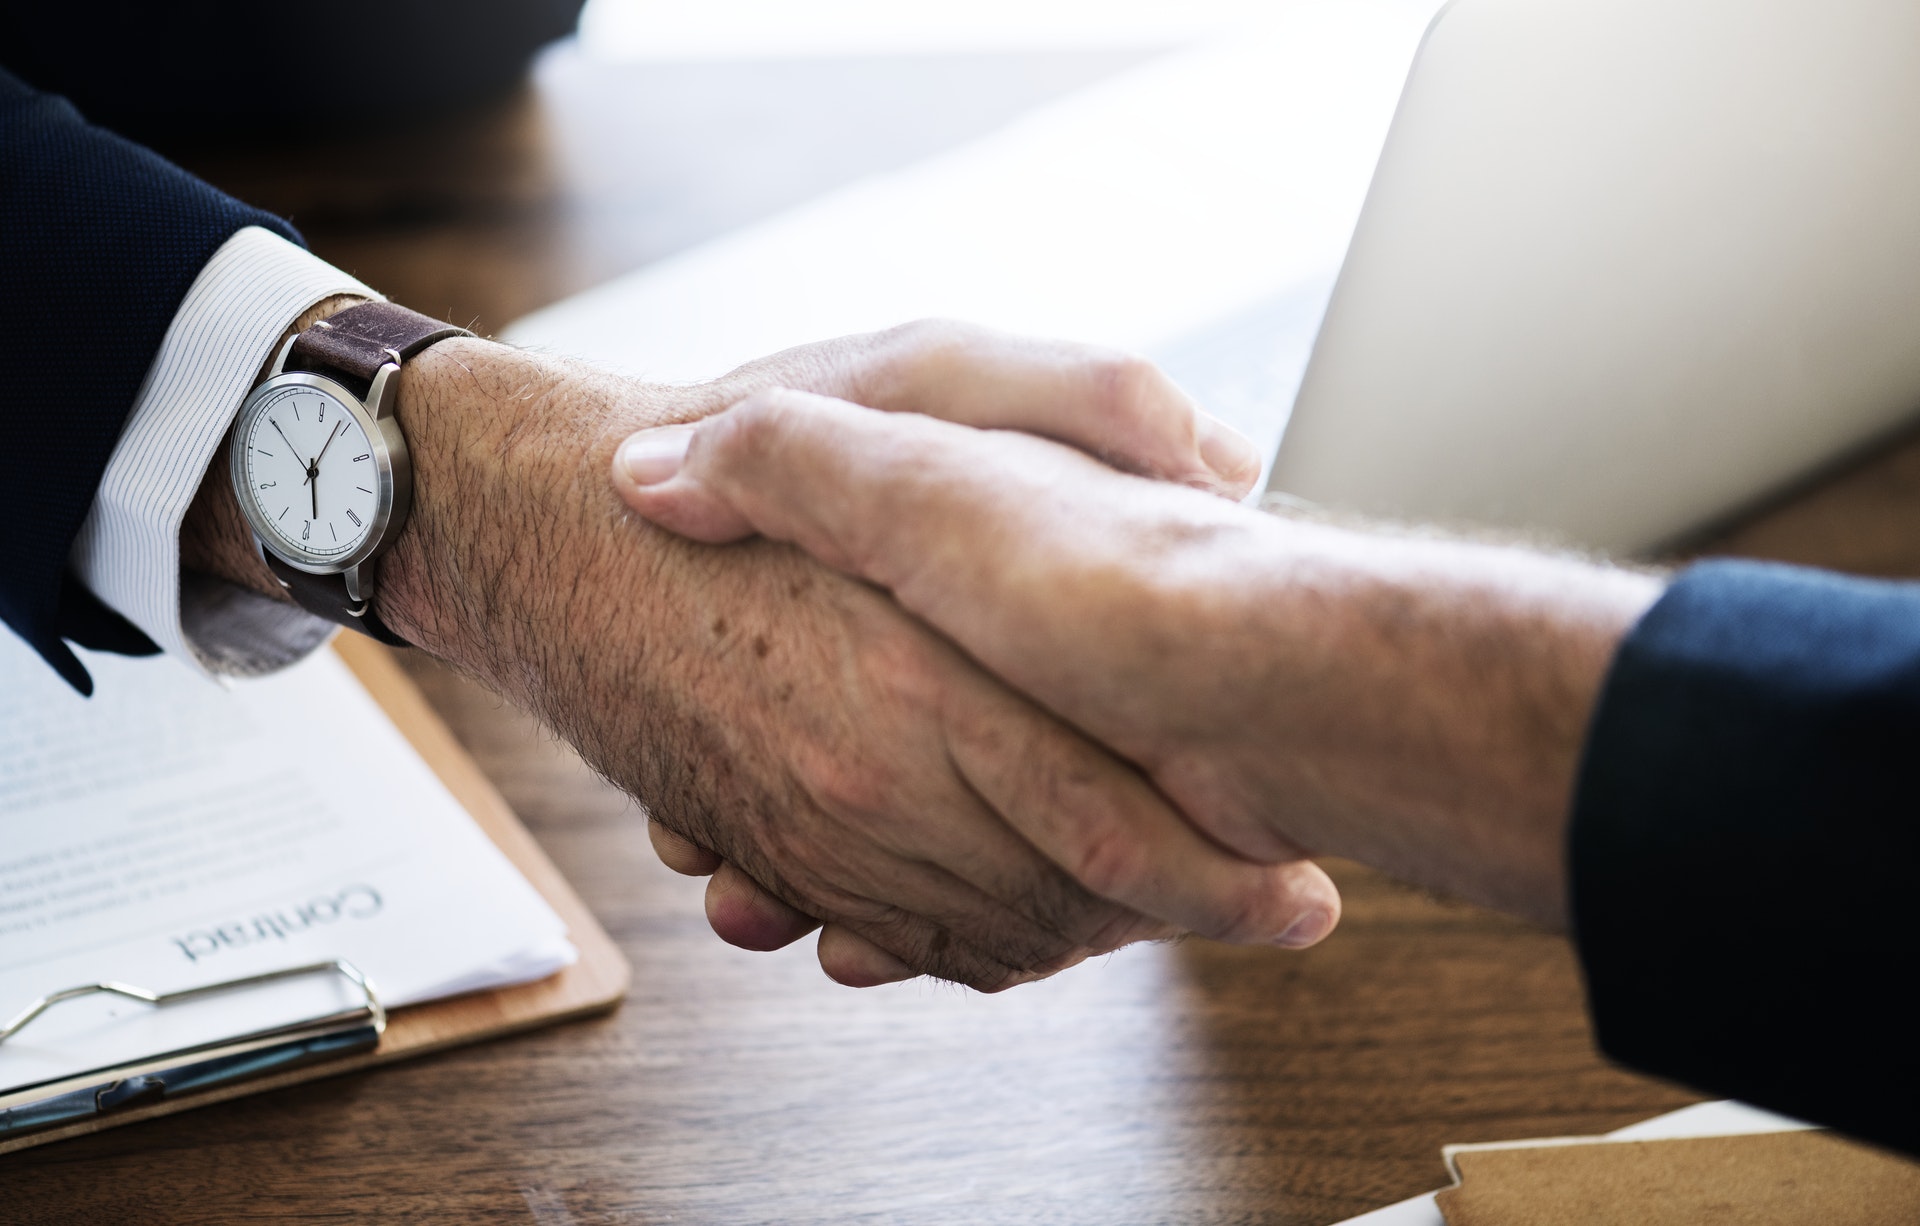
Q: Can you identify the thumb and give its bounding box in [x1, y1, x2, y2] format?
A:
[609, 385, 1218, 713]
[610, 420, 759, 545]
[611, 387, 1033, 591]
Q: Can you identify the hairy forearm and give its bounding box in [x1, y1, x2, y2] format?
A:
[182, 335, 797, 883]
[1213, 519, 1661, 925]
[600, 395, 1662, 931]
[182, 326, 1359, 987]
[183, 335, 706, 680]
[179, 330, 750, 820]
[372, 340, 671, 675]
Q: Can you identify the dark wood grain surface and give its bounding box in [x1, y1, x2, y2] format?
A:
[10, 40, 1916, 1225]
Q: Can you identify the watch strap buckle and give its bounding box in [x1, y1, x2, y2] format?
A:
[260, 548, 409, 647]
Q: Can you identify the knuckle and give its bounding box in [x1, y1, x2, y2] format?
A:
[800, 752, 895, 824]
[716, 388, 803, 459]
[1059, 823, 1153, 906]
[1093, 353, 1166, 415]
[1089, 353, 1195, 448]
[856, 610, 952, 711]
[883, 316, 975, 354]
[864, 318, 983, 400]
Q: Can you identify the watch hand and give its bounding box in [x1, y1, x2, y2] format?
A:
[271, 418, 300, 459]
[306, 422, 343, 523]
[314, 420, 344, 466]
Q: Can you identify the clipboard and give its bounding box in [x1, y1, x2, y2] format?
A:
[0, 635, 631, 1157]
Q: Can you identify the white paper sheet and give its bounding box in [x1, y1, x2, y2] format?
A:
[507, 0, 1446, 489]
[0, 634, 573, 1094]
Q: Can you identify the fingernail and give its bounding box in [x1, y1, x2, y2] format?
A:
[619, 424, 696, 486]
[1274, 908, 1332, 949]
[1196, 413, 1262, 485]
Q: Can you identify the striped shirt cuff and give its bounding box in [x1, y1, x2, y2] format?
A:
[69, 226, 379, 677]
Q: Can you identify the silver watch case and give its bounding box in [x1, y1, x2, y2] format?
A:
[228, 336, 412, 600]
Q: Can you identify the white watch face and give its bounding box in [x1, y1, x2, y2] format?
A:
[238, 382, 384, 566]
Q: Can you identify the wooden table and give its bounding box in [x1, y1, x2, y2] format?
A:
[10, 41, 1916, 1225]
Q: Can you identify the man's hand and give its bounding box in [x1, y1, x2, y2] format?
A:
[610, 390, 1666, 927]
[184, 321, 1342, 990]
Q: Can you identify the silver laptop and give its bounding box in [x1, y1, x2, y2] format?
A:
[1268, 0, 1920, 554]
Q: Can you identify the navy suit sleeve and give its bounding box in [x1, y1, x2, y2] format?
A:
[1570, 559, 1920, 1156]
[0, 68, 301, 693]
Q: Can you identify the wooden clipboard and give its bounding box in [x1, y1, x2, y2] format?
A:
[0, 636, 631, 1156]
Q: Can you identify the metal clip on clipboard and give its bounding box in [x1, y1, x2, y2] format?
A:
[0, 960, 385, 1141]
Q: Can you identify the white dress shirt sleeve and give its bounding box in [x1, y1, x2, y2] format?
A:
[68, 226, 381, 678]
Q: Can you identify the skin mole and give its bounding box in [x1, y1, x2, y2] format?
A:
[711, 616, 728, 638]
[753, 635, 772, 659]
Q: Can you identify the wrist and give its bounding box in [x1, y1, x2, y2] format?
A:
[1227, 521, 1661, 925]
[180, 293, 372, 601]
[371, 339, 691, 695]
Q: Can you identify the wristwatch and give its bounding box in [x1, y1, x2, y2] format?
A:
[228, 301, 472, 645]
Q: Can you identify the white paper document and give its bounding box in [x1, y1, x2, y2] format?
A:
[0, 634, 573, 1094]
[507, 0, 1446, 487]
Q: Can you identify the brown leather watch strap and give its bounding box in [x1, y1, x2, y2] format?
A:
[285, 301, 473, 397]
[264, 553, 411, 647]
[266, 301, 472, 646]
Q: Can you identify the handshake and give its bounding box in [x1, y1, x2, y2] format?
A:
[190, 319, 1659, 991]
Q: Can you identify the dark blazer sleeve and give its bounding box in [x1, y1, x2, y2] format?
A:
[1570, 558, 1920, 1156]
[0, 68, 301, 693]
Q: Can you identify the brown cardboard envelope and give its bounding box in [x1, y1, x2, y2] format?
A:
[1436, 1128, 1920, 1226]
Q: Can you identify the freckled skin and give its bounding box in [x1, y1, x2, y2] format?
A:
[186, 319, 1347, 985]
[180, 332, 1244, 988]
[621, 394, 1666, 928]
